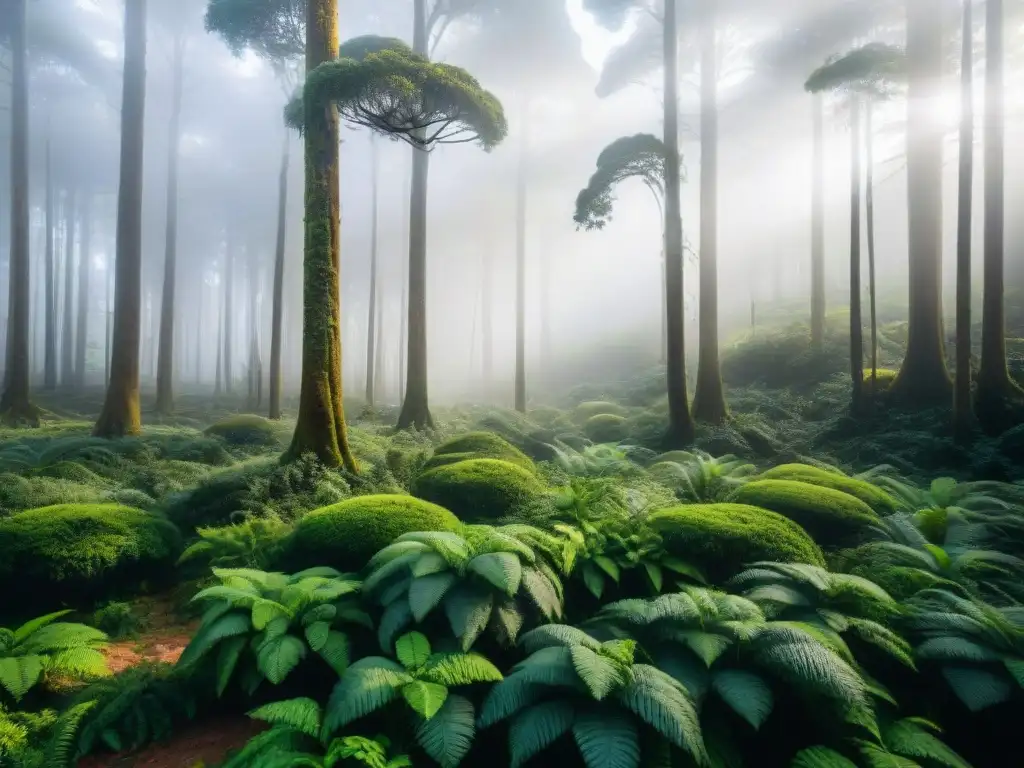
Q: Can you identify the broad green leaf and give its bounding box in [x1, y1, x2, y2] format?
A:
[305, 621, 331, 652]
[883, 718, 971, 768]
[177, 612, 252, 668]
[256, 635, 307, 684]
[318, 630, 350, 676]
[468, 552, 523, 596]
[643, 562, 663, 593]
[248, 697, 322, 738]
[12, 611, 73, 643]
[414, 693, 475, 768]
[941, 666, 1012, 712]
[593, 556, 621, 583]
[396, 632, 432, 670]
[301, 604, 337, 626]
[0, 655, 44, 700]
[396, 532, 471, 567]
[251, 599, 290, 632]
[711, 670, 773, 729]
[411, 552, 451, 578]
[570, 644, 624, 700]
[617, 665, 704, 762]
[216, 636, 247, 697]
[492, 600, 525, 645]
[421, 653, 503, 686]
[508, 700, 576, 768]
[444, 586, 494, 651]
[378, 600, 413, 653]
[409, 572, 457, 622]
[583, 563, 605, 599]
[402, 680, 448, 719]
[324, 659, 412, 733]
[572, 710, 640, 768]
[792, 746, 859, 768]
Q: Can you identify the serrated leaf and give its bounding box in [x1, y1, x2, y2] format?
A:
[583, 563, 605, 599]
[402, 680, 449, 719]
[445, 586, 494, 651]
[941, 666, 1012, 712]
[378, 600, 414, 653]
[396, 632, 432, 670]
[570, 644, 624, 700]
[409, 572, 457, 622]
[256, 635, 306, 684]
[792, 746, 859, 768]
[305, 621, 331, 652]
[572, 710, 640, 768]
[712, 670, 773, 729]
[318, 630, 349, 676]
[421, 653, 504, 686]
[216, 636, 247, 697]
[508, 700, 576, 768]
[468, 552, 523, 596]
[415, 693, 475, 768]
[593, 556, 621, 583]
[0, 655, 44, 700]
[248, 697, 322, 737]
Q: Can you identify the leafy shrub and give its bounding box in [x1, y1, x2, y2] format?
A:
[574, 400, 627, 422]
[177, 567, 367, 694]
[0, 504, 182, 608]
[0, 705, 56, 768]
[204, 414, 281, 447]
[412, 459, 548, 521]
[757, 464, 901, 515]
[178, 517, 292, 572]
[649, 503, 826, 581]
[0, 474, 108, 516]
[424, 431, 534, 472]
[0, 611, 108, 702]
[729, 480, 881, 548]
[163, 458, 277, 530]
[286, 495, 460, 573]
[583, 413, 628, 443]
[648, 451, 756, 502]
[91, 602, 142, 640]
[102, 488, 158, 511]
[721, 323, 849, 391]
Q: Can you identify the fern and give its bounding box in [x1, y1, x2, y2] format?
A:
[177, 517, 291, 571]
[0, 613, 108, 702]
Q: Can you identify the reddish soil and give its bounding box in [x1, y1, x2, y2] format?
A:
[101, 595, 199, 673]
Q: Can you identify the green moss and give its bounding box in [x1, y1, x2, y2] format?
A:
[757, 464, 900, 515]
[412, 458, 548, 521]
[584, 413, 628, 443]
[649, 503, 826, 581]
[729, 479, 880, 548]
[0, 504, 182, 608]
[0, 473, 109, 516]
[163, 458, 276, 530]
[426, 431, 534, 471]
[204, 414, 280, 447]
[863, 368, 898, 394]
[574, 401, 627, 422]
[286, 494, 460, 571]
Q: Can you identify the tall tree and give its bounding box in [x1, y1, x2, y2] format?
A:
[514, 102, 528, 413]
[223, 236, 233, 393]
[268, 132, 289, 418]
[94, 0, 147, 438]
[75, 192, 91, 387]
[365, 134, 380, 407]
[0, 0, 38, 425]
[43, 135, 56, 390]
[811, 92, 825, 350]
[954, 0, 975, 440]
[60, 188, 75, 387]
[155, 31, 186, 414]
[975, 0, 1023, 422]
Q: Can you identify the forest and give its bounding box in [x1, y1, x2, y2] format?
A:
[0, 0, 1023, 766]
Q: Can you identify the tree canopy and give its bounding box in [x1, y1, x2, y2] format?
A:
[285, 35, 507, 150]
[204, 0, 305, 64]
[805, 42, 907, 97]
[574, 133, 671, 231]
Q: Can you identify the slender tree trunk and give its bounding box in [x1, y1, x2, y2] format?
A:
[268, 134, 289, 419]
[75, 192, 91, 387]
[866, 100, 878, 390]
[105, 246, 111, 386]
[43, 136, 56, 391]
[692, 1, 727, 423]
[811, 92, 826, 350]
[61, 188, 75, 387]
[398, 157, 410, 400]
[976, 0, 1021, 421]
[662, 0, 694, 446]
[397, 0, 434, 430]
[195, 277, 202, 385]
[214, 295, 223, 396]
[155, 34, 184, 414]
[954, 0, 975, 441]
[94, 0, 147, 438]
[540, 243, 552, 379]
[514, 100, 528, 413]
[889, 0, 952, 403]
[224, 236, 233, 393]
[286, 0, 357, 469]
[365, 134, 379, 406]
[481, 246, 492, 394]
[374, 288, 385, 403]
[1, 0, 38, 424]
[849, 96, 865, 410]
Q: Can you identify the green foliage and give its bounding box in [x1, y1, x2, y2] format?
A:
[649, 503, 826, 581]
[573, 133, 668, 231]
[583, 413, 629, 443]
[287, 495, 461, 573]
[0, 611, 108, 702]
[730, 480, 881, 548]
[758, 464, 901, 516]
[649, 451, 757, 502]
[805, 42, 907, 97]
[574, 401, 628, 422]
[412, 459, 548, 521]
[0, 705, 56, 768]
[0, 504, 182, 608]
[721, 322, 851, 391]
[177, 567, 368, 694]
[204, 415, 282, 448]
[91, 602, 142, 641]
[0, 473, 109, 516]
[549, 443, 641, 478]
[205, 0, 305, 63]
[364, 527, 564, 651]
[178, 517, 292, 572]
[425, 432, 535, 472]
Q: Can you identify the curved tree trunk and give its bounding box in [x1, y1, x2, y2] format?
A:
[849, 96, 864, 411]
[61, 188, 75, 388]
[285, 0, 357, 470]
[1, 0, 38, 425]
[692, 1, 727, 424]
[954, 0, 975, 441]
[811, 92, 825, 350]
[889, 0, 952, 403]
[75, 192, 91, 388]
[514, 100, 528, 414]
[94, 0, 147, 438]
[155, 35, 184, 414]
[397, 0, 434, 430]
[662, 0, 695, 447]
[866, 101, 878, 391]
[365, 134, 379, 406]
[976, 0, 1022, 422]
[43, 136, 56, 391]
[268, 135, 289, 419]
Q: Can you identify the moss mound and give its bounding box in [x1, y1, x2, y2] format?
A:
[0, 473, 109, 516]
[0, 504, 182, 608]
[204, 415, 280, 447]
[863, 368, 898, 394]
[425, 431, 534, 471]
[584, 413, 628, 444]
[287, 494, 460, 571]
[574, 401, 627, 422]
[730, 479, 880, 548]
[412, 458, 548, 521]
[649, 503, 825, 581]
[757, 464, 900, 515]
[163, 458, 276, 529]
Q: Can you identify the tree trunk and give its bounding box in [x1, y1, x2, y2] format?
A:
[75, 192, 91, 387]
[954, 0, 975, 441]
[61, 188, 76, 388]
[540, 243, 552, 378]
[514, 100, 528, 414]
[365, 135, 379, 406]
[268, 135, 289, 419]
[849, 96, 865, 410]
[195, 276, 202, 385]
[94, 0, 147, 438]
[224, 236, 233, 392]
[105, 246, 111, 386]
[43, 135, 56, 391]
[889, 0, 952, 403]
[481, 246, 492, 394]
[397, 0, 434, 430]
[811, 92, 826, 350]
[286, 0, 357, 469]
[1, 0, 38, 425]
[156, 34, 184, 414]
[692, 1, 727, 424]
[215, 295, 223, 396]
[866, 100, 878, 391]
[374, 286, 385, 403]
[662, 0, 694, 446]
[398, 157, 410, 401]
[976, 0, 1021, 421]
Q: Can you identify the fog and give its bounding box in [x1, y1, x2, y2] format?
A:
[2, 0, 1024, 411]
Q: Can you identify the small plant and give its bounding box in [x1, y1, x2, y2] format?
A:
[0, 611, 108, 702]
[0, 705, 56, 768]
[177, 517, 291, 571]
[92, 601, 142, 640]
[648, 451, 756, 503]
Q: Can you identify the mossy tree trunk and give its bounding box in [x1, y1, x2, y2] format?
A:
[954, 0, 975, 441]
[269, 134, 289, 420]
[889, 0, 952, 404]
[155, 34, 185, 415]
[976, 0, 1022, 423]
[365, 134, 379, 407]
[866, 100, 878, 392]
[75, 192, 91, 388]
[692, 1, 728, 424]
[43, 135, 56, 391]
[1, 0, 38, 426]
[849, 96, 864, 411]
[662, 0, 695, 447]
[94, 0, 147, 438]
[514, 99, 528, 414]
[811, 92, 825, 351]
[285, 0, 357, 470]
[61, 188, 75, 388]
